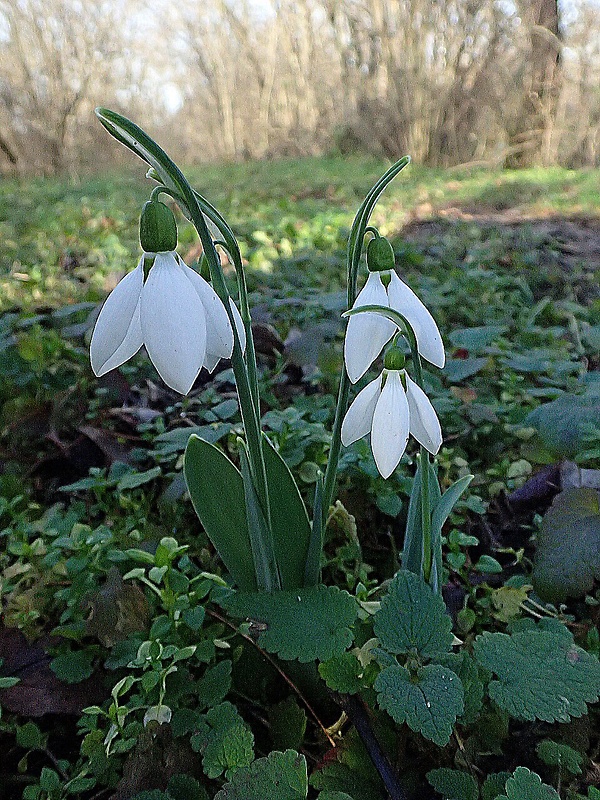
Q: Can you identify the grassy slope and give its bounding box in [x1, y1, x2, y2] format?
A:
[1, 158, 598, 312]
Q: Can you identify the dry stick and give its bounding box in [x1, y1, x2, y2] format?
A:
[207, 608, 337, 748]
[335, 693, 408, 800]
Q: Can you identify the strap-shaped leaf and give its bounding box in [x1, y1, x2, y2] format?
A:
[184, 435, 256, 591]
[96, 108, 187, 200]
[304, 473, 324, 587]
[262, 434, 312, 590]
[402, 457, 440, 577]
[239, 440, 281, 592]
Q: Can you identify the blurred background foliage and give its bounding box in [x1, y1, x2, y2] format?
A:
[0, 0, 599, 175]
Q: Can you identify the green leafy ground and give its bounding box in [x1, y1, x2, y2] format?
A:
[1, 160, 600, 799]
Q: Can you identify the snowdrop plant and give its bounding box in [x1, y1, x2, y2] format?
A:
[92, 109, 471, 596]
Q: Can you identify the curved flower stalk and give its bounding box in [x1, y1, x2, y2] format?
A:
[90, 250, 245, 395]
[341, 367, 442, 479]
[344, 270, 445, 384]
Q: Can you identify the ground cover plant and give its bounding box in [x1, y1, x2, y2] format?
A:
[0, 113, 600, 800]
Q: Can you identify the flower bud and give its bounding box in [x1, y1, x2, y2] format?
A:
[139, 200, 177, 253]
[383, 346, 406, 371]
[367, 235, 395, 272]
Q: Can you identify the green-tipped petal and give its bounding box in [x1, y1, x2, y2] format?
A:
[344, 272, 396, 383]
[90, 258, 144, 376]
[405, 374, 443, 454]
[387, 271, 445, 368]
[341, 374, 383, 446]
[179, 258, 234, 372]
[371, 371, 409, 478]
[141, 252, 207, 393]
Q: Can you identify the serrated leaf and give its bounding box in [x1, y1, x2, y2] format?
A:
[374, 663, 464, 746]
[167, 774, 209, 800]
[373, 570, 454, 659]
[319, 652, 363, 694]
[533, 488, 600, 602]
[310, 761, 383, 800]
[262, 434, 311, 590]
[184, 436, 256, 591]
[473, 629, 600, 722]
[496, 767, 559, 800]
[535, 740, 583, 775]
[481, 773, 512, 800]
[214, 749, 308, 800]
[426, 768, 478, 800]
[437, 652, 484, 725]
[192, 702, 254, 780]
[222, 585, 358, 662]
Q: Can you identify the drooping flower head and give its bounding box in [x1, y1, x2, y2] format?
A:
[341, 347, 442, 479]
[90, 198, 244, 394]
[344, 234, 445, 384]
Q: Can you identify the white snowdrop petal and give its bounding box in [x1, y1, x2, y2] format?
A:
[141, 253, 207, 394]
[387, 272, 445, 368]
[344, 272, 396, 383]
[371, 371, 410, 479]
[180, 260, 234, 360]
[341, 375, 383, 446]
[405, 375, 443, 454]
[90, 259, 144, 376]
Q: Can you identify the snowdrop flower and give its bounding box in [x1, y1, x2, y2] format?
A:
[341, 355, 442, 479]
[90, 199, 244, 394]
[344, 237, 445, 383]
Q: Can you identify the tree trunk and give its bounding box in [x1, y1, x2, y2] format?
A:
[506, 0, 562, 167]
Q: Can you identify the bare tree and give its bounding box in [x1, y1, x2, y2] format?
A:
[0, 0, 160, 173]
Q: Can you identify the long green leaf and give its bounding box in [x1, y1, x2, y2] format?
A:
[431, 475, 474, 536]
[402, 460, 424, 576]
[304, 473, 324, 587]
[184, 435, 256, 591]
[402, 457, 441, 579]
[238, 440, 281, 592]
[262, 434, 312, 590]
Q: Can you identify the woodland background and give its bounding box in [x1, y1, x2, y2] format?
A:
[0, 0, 599, 175]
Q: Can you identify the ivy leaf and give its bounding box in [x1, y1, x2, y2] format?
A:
[318, 652, 363, 694]
[197, 660, 232, 711]
[374, 664, 464, 746]
[50, 650, 94, 684]
[214, 749, 308, 800]
[222, 586, 358, 662]
[191, 702, 254, 780]
[473, 629, 600, 722]
[373, 570, 454, 659]
[268, 697, 307, 751]
[481, 773, 512, 800]
[535, 740, 583, 775]
[532, 488, 600, 602]
[496, 767, 559, 800]
[426, 768, 478, 800]
[526, 393, 600, 459]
